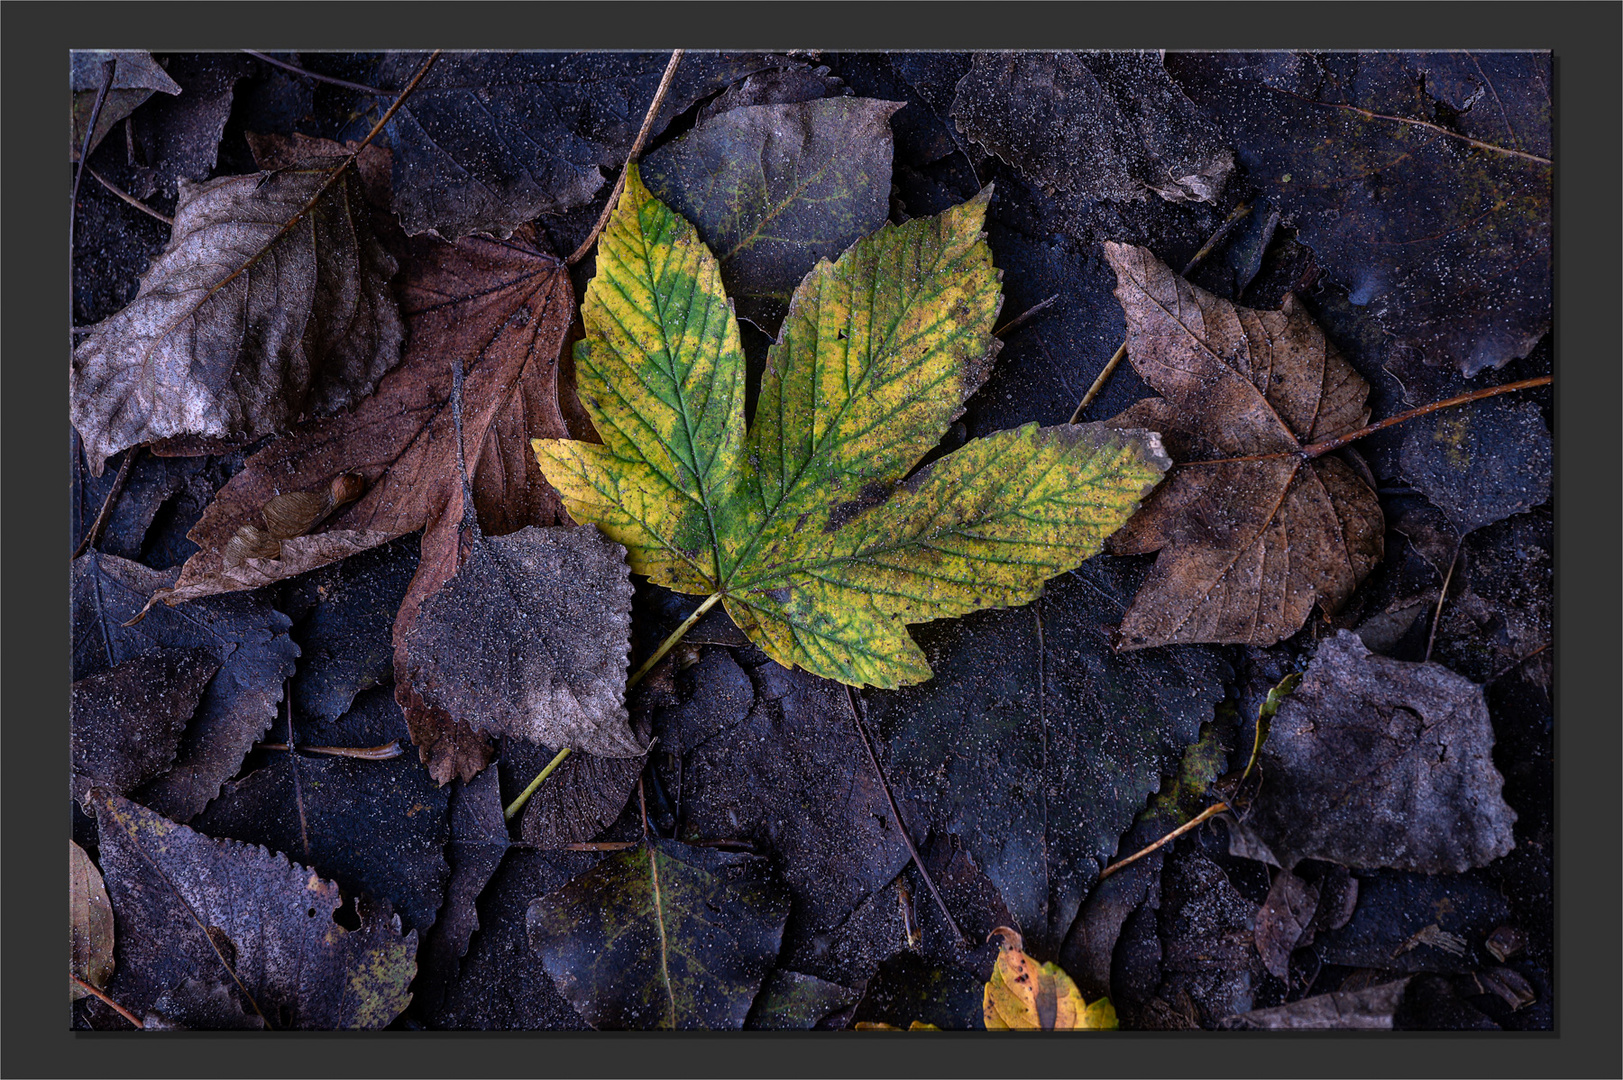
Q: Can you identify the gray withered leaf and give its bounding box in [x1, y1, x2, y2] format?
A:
[403, 525, 642, 758]
[71, 647, 218, 803]
[71, 156, 404, 475]
[1233, 631, 1517, 874]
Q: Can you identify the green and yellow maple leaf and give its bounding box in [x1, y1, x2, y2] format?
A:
[534, 165, 1169, 688]
[983, 926, 1117, 1030]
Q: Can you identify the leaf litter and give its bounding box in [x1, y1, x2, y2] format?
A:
[66, 48, 1553, 1033]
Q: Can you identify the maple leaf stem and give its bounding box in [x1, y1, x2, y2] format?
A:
[1098, 801, 1229, 881]
[85, 165, 175, 225]
[629, 591, 724, 691]
[504, 746, 575, 822]
[70, 973, 145, 1029]
[568, 49, 685, 267]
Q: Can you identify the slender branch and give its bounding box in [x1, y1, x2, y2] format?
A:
[86, 166, 174, 225]
[71, 974, 145, 1029]
[1486, 642, 1549, 684]
[244, 51, 387, 96]
[993, 293, 1058, 339]
[1098, 802, 1228, 881]
[568, 49, 685, 266]
[257, 740, 403, 760]
[73, 446, 140, 559]
[1424, 539, 1461, 664]
[1068, 202, 1252, 423]
[1301, 376, 1551, 460]
[504, 746, 574, 821]
[845, 686, 967, 948]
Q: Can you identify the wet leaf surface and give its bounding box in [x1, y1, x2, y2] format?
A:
[954, 52, 1232, 205]
[71, 153, 405, 474]
[144, 976, 266, 1030]
[119, 53, 254, 201]
[413, 768, 509, 1017]
[1166, 51, 1550, 376]
[1399, 397, 1551, 536]
[71, 648, 217, 802]
[291, 536, 418, 722]
[1313, 868, 1512, 975]
[527, 837, 791, 1029]
[744, 969, 859, 1030]
[1102, 242, 1384, 648]
[672, 659, 911, 934]
[70, 840, 115, 999]
[423, 849, 596, 1030]
[92, 790, 415, 1029]
[642, 96, 902, 325]
[72, 552, 299, 821]
[1235, 631, 1516, 873]
[402, 525, 639, 767]
[850, 951, 985, 1030]
[379, 51, 786, 239]
[194, 750, 451, 935]
[866, 564, 1227, 955]
[1151, 849, 1265, 1027]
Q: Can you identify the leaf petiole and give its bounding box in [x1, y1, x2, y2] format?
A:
[503, 591, 723, 821]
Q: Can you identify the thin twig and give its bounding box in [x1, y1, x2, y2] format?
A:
[1424, 539, 1460, 664]
[845, 686, 967, 948]
[568, 49, 685, 267]
[257, 740, 403, 760]
[286, 692, 311, 862]
[71, 974, 145, 1029]
[244, 51, 388, 96]
[993, 294, 1058, 339]
[1098, 802, 1228, 881]
[73, 446, 140, 559]
[71, 59, 118, 316]
[563, 841, 639, 851]
[86, 166, 174, 225]
[1486, 643, 1550, 684]
[1067, 202, 1252, 424]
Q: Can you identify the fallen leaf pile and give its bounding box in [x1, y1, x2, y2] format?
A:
[65, 49, 1552, 1035]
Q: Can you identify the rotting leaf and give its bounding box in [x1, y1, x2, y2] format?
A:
[414, 768, 509, 1018]
[641, 97, 903, 326]
[1254, 866, 1320, 980]
[1166, 51, 1550, 376]
[1220, 978, 1411, 1030]
[119, 53, 255, 201]
[404, 525, 641, 758]
[71, 51, 181, 161]
[91, 790, 415, 1029]
[866, 562, 1228, 956]
[1398, 396, 1551, 537]
[145, 977, 266, 1030]
[72, 552, 298, 821]
[953, 52, 1233, 205]
[1102, 242, 1384, 649]
[379, 51, 789, 239]
[506, 732, 645, 849]
[147, 202, 576, 781]
[70, 841, 115, 1001]
[527, 837, 791, 1030]
[745, 969, 860, 1030]
[70, 151, 405, 475]
[193, 751, 451, 935]
[983, 926, 1117, 1031]
[535, 167, 1169, 688]
[1232, 631, 1516, 873]
[673, 659, 912, 934]
[850, 951, 987, 1031]
[291, 536, 418, 723]
[71, 648, 218, 803]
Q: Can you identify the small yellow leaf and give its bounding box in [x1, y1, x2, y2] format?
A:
[982, 926, 1116, 1031]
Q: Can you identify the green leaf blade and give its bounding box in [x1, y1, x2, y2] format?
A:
[739, 186, 1002, 555]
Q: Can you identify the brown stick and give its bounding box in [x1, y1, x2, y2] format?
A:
[845, 686, 967, 948]
[1486, 642, 1549, 684]
[244, 51, 386, 96]
[86, 166, 174, 225]
[994, 294, 1058, 339]
[1424, 540, 1460, 664]
[257, 740, 404, 760]
[71, 974, 145, 1029]
[1068, 203, 1253, 424]
[73, 446, 140, 559]
[1098, 802, 1229, 881]
[568, 49, 685, 267]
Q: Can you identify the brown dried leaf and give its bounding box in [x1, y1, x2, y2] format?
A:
[70, 157, 404, 475]
[1254, 866, 1319, 979]
[71, 648, 218, 803]
[404, 525, 641, 758]
[70, 841, 115, 1000]
[1236, 631, 1517, 873]
[1103, 243, 1383, 648]
[1221, 978, 1412, 1030]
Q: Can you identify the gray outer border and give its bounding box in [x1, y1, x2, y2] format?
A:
[8, 3, 1616, 1077]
